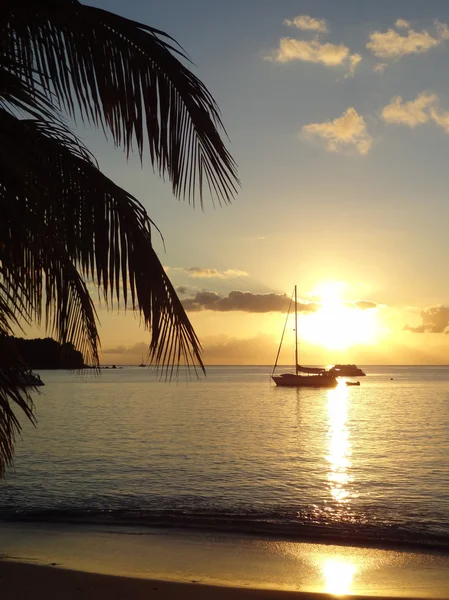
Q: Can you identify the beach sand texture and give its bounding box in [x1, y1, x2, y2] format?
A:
[0, 561, 443, 600]
[2, 525, 449, 599]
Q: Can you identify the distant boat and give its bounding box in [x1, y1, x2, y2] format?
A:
[271, 286, 338, 388]
[329, 364, 366, 377]
[346, 381, 360, 386]
[139, 354, 145, 367]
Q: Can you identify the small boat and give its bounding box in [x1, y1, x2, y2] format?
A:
[271, 286, 338, 388]
[329, 364, 366, 377]
[346, 381, 360, 386]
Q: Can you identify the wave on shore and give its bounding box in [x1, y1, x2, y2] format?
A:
[2, 506, 448, 554]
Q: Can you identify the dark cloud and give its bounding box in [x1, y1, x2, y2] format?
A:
[405, 306, 449, 334]
[186, 267, 247, 278]
[354, 300, 377, 310]
[176, 285, 199, 297]
[182, 290, 319, 313]
[166, 266, 248, 279]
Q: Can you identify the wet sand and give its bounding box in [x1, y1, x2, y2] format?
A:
[1, 524, 449, 598]
[0, 561, 439, 600]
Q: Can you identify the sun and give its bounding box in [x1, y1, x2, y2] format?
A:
[300, 282, 379, 350]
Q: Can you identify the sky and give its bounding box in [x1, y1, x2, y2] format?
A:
[28, 0, 449, 365]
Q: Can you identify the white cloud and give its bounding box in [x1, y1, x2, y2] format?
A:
[268, 15, 361, 75]
[382, 91, 449, 135]
[302, 107, 373, 155]
[270, 38, 361, 74]
[284, 15, 328, 34]
[395, 19, 411, 29]
[272, 38, 347, 65]
[381, 92, 437, 127]
[367, 21, 449, 59]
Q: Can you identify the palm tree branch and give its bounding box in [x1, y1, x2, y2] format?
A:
[0, 335, 37, 477]
[4, 0, 240, 207]
[0, 110, 204, 373]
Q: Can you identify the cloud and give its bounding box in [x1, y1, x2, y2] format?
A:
[166, 266, 248, 279]
[103, 342, 148, 356]
[268, 16, 361, 75]
[367, 20, 449, 60]
[187, 267, 248, 279]
[429, 107, 449, 133]
[271, 38, 348, 65]
[176, 285, 200, 297]
[381, 92, 437, 127]
[353, 301, 377, 310]
[284, 15, 328, 34]
[347, 53, 362, 77]
[395, 19, 411, 29]
[381, 91, 449, 134]
[435, 20, 449, 40]
[302, 107, 373, 155]
[373, 62, 387, 73]
[405, 306, 449, 334]
[269, 39, 361, 74]
[182, 291, 319, 313]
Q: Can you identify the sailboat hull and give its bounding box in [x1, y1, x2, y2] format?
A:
[272, 374, 338, 388]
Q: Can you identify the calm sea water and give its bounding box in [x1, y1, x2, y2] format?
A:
[1, 366, 449, 552]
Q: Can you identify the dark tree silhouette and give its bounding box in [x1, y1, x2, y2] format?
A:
[1, 337, 85, 370]
[0, 0, 239, 475]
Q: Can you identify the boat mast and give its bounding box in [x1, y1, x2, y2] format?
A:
[294, 285, 298, 376]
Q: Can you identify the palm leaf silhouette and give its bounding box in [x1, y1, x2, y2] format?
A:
[0, 0, 239, 474]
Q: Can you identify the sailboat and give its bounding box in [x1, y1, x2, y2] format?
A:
[271, 286, 338, 388]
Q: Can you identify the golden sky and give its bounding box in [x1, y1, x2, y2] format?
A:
[26, 2, 449, 365]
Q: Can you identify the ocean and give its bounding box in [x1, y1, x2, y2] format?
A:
[1, 365, 449, 553]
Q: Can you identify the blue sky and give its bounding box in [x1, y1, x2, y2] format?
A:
[61, 1, 449, 363]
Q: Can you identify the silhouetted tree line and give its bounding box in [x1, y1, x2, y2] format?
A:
[0, 337, 85, 369]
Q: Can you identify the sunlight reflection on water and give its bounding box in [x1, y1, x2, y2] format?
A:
[326, 382, 353, 505]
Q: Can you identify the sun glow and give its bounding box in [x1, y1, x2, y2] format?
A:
[300, 282, 379, 350]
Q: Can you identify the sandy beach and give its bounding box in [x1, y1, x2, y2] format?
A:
[1, 523, 449, 599]
[0, 560, 437, 600]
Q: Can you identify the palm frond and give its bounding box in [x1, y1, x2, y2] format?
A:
[0, 334, 36, 477]
[0, 109, 204, 373]
[0, 53, 57, 121]
[0, 368, 35, 477]
[4, 0, 240, 207]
